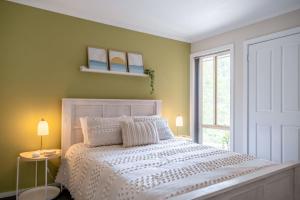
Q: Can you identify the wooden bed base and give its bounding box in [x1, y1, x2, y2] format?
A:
[172, 162, 300, 200]
[61, 99, 300, 200]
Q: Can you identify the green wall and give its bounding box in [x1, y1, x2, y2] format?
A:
[0, 1, 190, 192]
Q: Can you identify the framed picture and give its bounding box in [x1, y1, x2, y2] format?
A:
[127, 52, 144, 74]
[87, 47, 108, 70]
[108, 50, 127, 72]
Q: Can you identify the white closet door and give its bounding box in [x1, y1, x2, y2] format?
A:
[248, 33, 300, 163]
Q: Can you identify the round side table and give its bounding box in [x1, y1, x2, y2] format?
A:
[16, 149, 61, 200]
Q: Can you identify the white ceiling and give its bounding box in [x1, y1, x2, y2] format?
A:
[9, 0, 300, 43]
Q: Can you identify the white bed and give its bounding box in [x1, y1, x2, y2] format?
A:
[57, 98, 300, 200]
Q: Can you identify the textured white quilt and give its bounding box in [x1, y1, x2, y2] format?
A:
[56, 139, 274, 200]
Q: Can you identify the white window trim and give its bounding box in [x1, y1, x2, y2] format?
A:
[242, 26, 300, 154]
[190, 44, 235, 151]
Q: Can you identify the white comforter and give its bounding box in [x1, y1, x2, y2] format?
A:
[56, 139, 274, 200]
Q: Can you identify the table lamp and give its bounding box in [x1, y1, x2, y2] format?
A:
[37, 118, 49, 150]
[175, 115, 183, 135]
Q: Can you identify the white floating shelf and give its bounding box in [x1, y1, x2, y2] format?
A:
[80, 66, 148, 77]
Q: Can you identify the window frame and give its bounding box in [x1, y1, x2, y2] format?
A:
[189, 44, 234, 151]
[200, 51, 230, 131]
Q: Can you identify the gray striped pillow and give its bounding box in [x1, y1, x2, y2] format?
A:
[121, 121, 160, 147]
[133, 116, 174, 140]
[80, 116, 132, 147]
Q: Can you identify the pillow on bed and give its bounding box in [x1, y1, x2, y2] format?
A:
[80, 116, 132, 147]
[121, 121, 159, 147]
[133, 116, 174, 140]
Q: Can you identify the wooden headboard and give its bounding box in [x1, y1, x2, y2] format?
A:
[61, 98, 162, 156]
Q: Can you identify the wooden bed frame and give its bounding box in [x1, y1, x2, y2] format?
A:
[61, 98, 300, 200]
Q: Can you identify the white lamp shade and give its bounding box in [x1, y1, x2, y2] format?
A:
[37, 119, 49, 136]
[176, 116, 183, 127]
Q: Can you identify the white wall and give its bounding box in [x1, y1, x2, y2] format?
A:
[191, 9, 300, 153]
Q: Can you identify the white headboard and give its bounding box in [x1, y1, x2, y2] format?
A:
[61, 98, 162, 156]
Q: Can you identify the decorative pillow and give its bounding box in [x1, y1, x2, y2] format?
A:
[121, 121, 160, 147]
[80, 116, 132, 147]
[133, 116, 174, 140]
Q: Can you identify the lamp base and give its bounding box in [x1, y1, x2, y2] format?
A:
[40, 136, 43, 150]
[176, 127, 180, 136]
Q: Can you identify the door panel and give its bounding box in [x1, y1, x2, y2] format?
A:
[282, 126, 300, 162]
[256, 125, 272, 160]
[282, 44, 300, 112]
[248, 33, 300, 163]
[256, 49, 273, 112]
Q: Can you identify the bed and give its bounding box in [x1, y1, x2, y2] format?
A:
[56, 98, 300, 200]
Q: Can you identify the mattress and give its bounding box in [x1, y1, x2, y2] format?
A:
[56, 139, 274, 200]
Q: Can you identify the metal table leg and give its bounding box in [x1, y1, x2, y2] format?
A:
[45, 158, 48, 200]
[16, 157, 20, 200]
[35, 161, 38, 187]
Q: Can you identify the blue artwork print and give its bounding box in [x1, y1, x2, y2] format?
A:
[88, 47, 108, 70]
[128, 53, 144, 74]
[109, 50, 127, 72]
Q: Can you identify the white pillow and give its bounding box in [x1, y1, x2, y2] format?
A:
[133, 116, 174, 140]
[121, 121, 160, 147]
[80, 116, 132, 147]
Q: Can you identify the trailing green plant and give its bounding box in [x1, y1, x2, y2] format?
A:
[144, 68, 155, 95]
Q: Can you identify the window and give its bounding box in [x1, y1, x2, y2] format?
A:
[200, 52, 230, 150]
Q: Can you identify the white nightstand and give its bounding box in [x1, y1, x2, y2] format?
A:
[16, 149, 61, 200]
